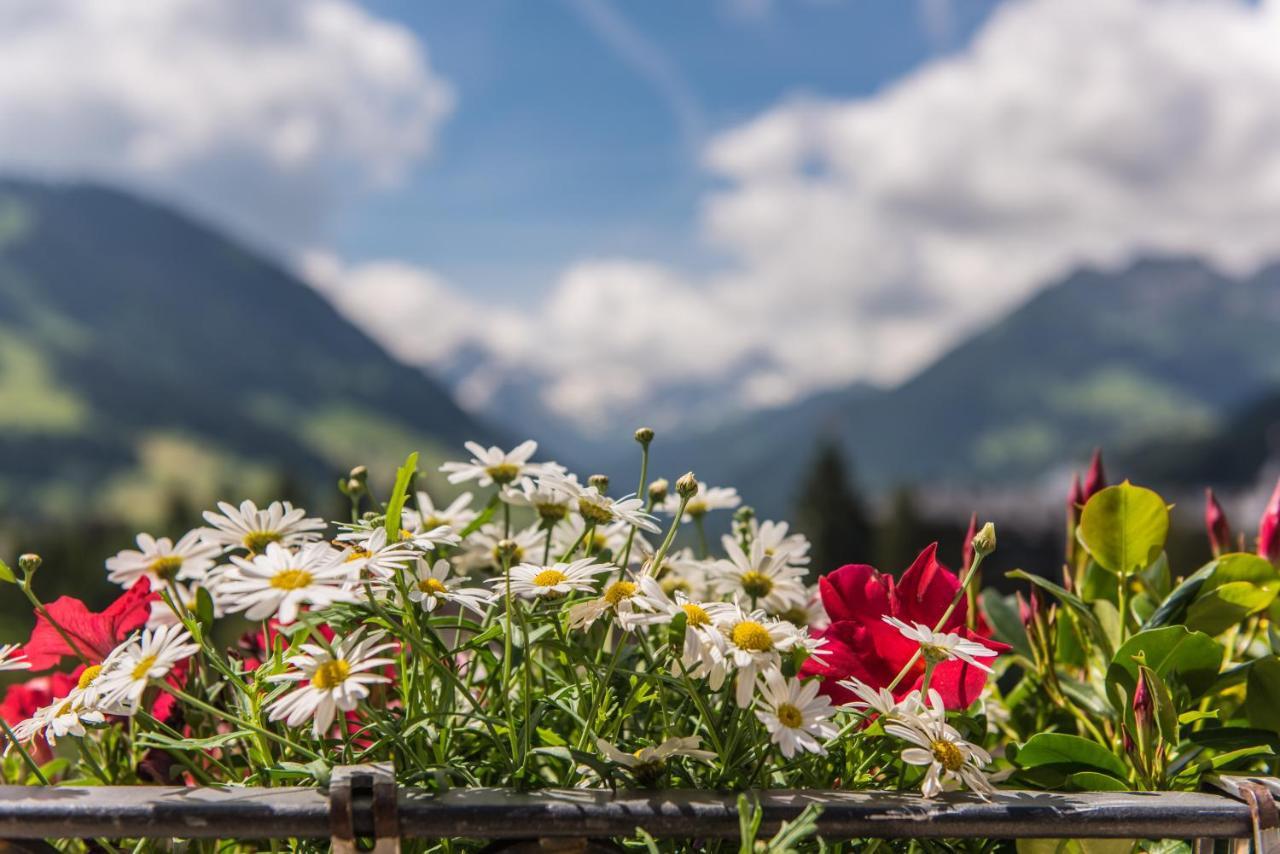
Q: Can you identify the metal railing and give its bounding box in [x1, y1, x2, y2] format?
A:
[0, 766, 1275, 850]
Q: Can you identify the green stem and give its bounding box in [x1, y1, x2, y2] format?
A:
[887, 551, 989, 693]
[164, 686, 322, 761]
[0, 717, 48, 784]
[646, 495, 690, 578]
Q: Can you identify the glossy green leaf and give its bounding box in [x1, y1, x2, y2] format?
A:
[1106, 627, 1223, 708]
[1006, 570, 1114, 660]
[1014, 732, 1128, 778]
[1246, 656, 1280, 734]
[1077, 482, 1169, 576]
[981, 589, 1032, 661]
[1066, 771, 1131, 792]
[383, 451, 419, 540]
[1141, 562, 1215, 630]
[1186, 580, 1276, 636]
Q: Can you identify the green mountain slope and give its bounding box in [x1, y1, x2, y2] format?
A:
[655, 257, 1280, 516]
[0, 179, 497, 523]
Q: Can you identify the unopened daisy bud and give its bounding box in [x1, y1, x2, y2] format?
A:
[349, 465, 368, 484]
[495, 539, 519, 564]
[17, 553, 41, 575]
[588, 474, 610, 493]
[971, 522, 997, 557]
[648, 478, 669, 503]
[676, 472, 698, 499]
[634, 427, 654, 446]
[344, 477, 363, 495]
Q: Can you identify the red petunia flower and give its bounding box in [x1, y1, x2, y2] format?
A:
[21, 579, 157, 671]
[800, 544, 1006, 710]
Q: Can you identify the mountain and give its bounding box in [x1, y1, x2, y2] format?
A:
[652, 257, 1280, 518]
[0, 178, 498, 525]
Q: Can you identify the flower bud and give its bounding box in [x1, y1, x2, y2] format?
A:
[1205, 488, 1231, 558]
[495, 539, 519, 563]
[1082, 449, 1107, 501]
[971, 522, 996, 557]
[634, 427, 654, 446]
[1259, 476, 1280, 563]
[647, 478, 669, 503]
[348, 465, 368, 483]
[676, 472, 699, 499]
[588, 474, 610, 493]
[961, 512, 978, 573]
[1134, 668, 1154, 736]
[1068, 473, 1084, 516]
[17, 553, 41, 574]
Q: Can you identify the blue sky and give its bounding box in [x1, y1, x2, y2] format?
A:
[339, 0, 1000, 303]
[5, 0, 1280, 432]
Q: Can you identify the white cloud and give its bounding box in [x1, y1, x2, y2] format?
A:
[0, 0, 452, 250]
[312, 0, 1280, 431]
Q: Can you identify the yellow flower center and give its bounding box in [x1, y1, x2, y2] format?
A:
[130, 655, 159, 680]
[423, 515, 446, 529]
[148, 555, 184, 581]
[931, 739, 965, 772]
[243, 530, 283, 553]
[603, 581, 637, 607]
[537, 503, 568, 523]
[684, 499, 708, 518]
[681, 603, 711, 627]
[492, 544, 525, 565]
[270, 568, 313, 590]
[578, 498, 615, 526]
[344, 547, 371, 563]
[77, 665, 103, 690]
[739, 571, 774, 598]
[486, 462, 521, 485]
[730, 620, 773, 652]
[56, 701, 73, 716]
[312, 659, 351, 690]
[533, 569, 568, 588]
[418, 577, 448, 596]
[776, 703, 804, 728]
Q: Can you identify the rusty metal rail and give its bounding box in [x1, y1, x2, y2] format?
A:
[0, 783, 1267, 843]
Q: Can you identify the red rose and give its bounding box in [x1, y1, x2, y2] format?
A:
[800, 543, 1006, 710]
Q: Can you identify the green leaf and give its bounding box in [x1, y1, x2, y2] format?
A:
[1007, 570, 1114, 660]
[1201, 552, 1278, 594]
[1178, 709, 1219, 725]
[981, 590, 1032, 661]
[1014, 732, 1128, 778]
[383, 451, 420, 540]
[137, 730, 254, 751]
[1141, 562, 1215, 630]
[194, 585, 216, 629]
[0, 558, 13, 584]
[1246, 656, 1280, 734]
[1066, 771, 1131, 792]
[1077, 482, 1169, 576]
[1106, 626, 1222, 708]
[1186, 580, 1277, 636]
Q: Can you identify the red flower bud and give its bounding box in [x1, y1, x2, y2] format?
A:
[1068, 473, 1084, 517]
[1082, 449, 1106, 501]
[1134, 669, 1154, 735]
[961, 512, 978, 573]
[1205, 488, 1231, 558]
[1016, 591, 1032, 627]
[1259, 476, 1280, 563]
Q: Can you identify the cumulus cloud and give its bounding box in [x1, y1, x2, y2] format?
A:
[0, 0, 452, 250]
[314, 0, 1280, 430]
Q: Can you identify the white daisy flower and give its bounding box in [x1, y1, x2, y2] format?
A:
[0, 643, 30, 672]
[11, 690, 105, 746]
[755, 670, 837, 759]
[405, 558, 492, 616]
[106, 530, 221, 588]
[220, 542, 360, 624]
[408, 490, 478, 532]
[440, 440, 547, 487]
[711, 603, 819, 708]
[553, 517, 647, 564]
[459, 523, 546, 572]
[146, 581, 224, 629]
[837, 675, 909, 719]
[501, 476, 575, 525]
[541, 474, 660, 534]
[566, 572, 664, 631]
[597, 735, 715, 782]
[334, 527, 422, 579]
[882, 617, 998, 672]
[752, 519, 811, 567]
[267, 630, 396, 738]
[200, 500, 326, 554]
[885, 690, 994, 799]
[647, 547, 713, 600]
[497, 557, 611, 600]
[712, 536, 808, 614]
[662, 483, 740, 522]
[92, 624, 200, 714]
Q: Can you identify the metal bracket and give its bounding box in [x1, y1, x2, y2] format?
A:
[1207, 775, 1280, 853]
[330, 763, 400, 853]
